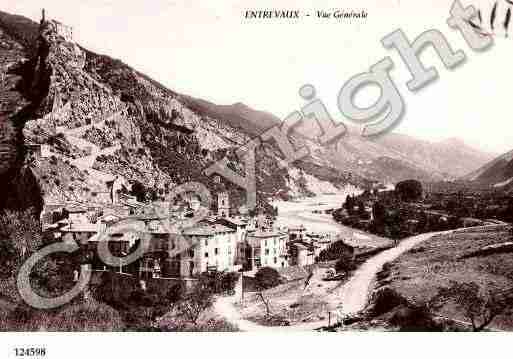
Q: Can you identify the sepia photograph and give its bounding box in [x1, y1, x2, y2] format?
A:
[0, 0, 513, 357]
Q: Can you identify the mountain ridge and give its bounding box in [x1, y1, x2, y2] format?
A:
[0, 11, 367, 214]
[0, 10, 496, 215]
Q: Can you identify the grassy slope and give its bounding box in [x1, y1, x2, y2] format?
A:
[385, 227, 513, 330]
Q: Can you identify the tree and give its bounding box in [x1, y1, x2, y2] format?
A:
[357, 201, 368, 218]
[0, 209, 42, 279]
[430, 281, 513, 331]
[197, 271, 240, 294]
[506, 198, 513, 224]
[176, 278, 214, 325]
[318, 240, 354, 262]
[372, 201, 387, 226]
[255, 267, 281, 290]
[130, 181, 147, 202]
[335, 256, 355, 274]
[395, 180, 423, 203]
[343, 195, 353, 211]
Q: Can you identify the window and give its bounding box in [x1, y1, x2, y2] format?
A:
[273, 248, 277, 254]
[228, 247, 232, 254]
[265, 240, 267, 247]
[215, 248, 219, 255]
[204, 252, 209, 258]
[205, 239, 208, 246]
[274, 239, 277, 246]
[274, 257, 277, 264]
[265, 249, 269, 255]
[188, 249, 194, 258]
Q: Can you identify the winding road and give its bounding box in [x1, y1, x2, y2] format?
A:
[214, 195, 453, 331]
[339, 232, 442, 315]
[214, 231, 443, 331]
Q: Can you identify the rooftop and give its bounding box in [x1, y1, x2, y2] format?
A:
[65, 206, 88, 213]
[183, 223, 235, 236]
[60, 223, 100, 233]
[219, 217, 248, 226]
[247, 230, 287, 239]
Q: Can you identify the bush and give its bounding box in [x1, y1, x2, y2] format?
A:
[389, 304, 441, 332]
[50, 300, 124, 331]
[318, 240, 354, 262]
[163, 318, 239, 332]
[255, 267, 281, 290]
[395, 180, 423, 202]
[335, 257, 356, 274]
[369, 287, 408, 317]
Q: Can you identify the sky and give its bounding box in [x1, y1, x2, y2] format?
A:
[3, 0, 513, 154]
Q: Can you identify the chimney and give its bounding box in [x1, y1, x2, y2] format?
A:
[41, 9, 46, 23]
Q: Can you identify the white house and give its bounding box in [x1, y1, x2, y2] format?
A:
[245, 230, 289, 270]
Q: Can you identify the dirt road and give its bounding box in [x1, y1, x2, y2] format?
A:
[214, 231, 445, 331]
[339, 232, 438, 315]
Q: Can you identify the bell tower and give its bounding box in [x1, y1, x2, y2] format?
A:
[218, 192, 230, 218]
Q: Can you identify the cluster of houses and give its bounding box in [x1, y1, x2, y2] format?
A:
[40, 189, 335, 280]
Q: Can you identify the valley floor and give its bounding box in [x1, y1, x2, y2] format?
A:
[213, 231, 443, 331]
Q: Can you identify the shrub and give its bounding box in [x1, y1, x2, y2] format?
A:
[318, 240, 354, 262]
[369, 287, 408, 317]
[175, 279, 214, 325]
[389, 304, 441, 332]
[163, 318, 239, 332]
[335, 257, 356, 274]
[50, 300, 124, 331]
[395, 180, 423, 202]
[255, 267, 281, 290]
[196, 271, 240, 294]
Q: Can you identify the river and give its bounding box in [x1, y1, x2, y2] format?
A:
[272, 194, 392, 248]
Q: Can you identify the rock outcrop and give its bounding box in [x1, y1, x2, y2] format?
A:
[0, 11, 362, 215]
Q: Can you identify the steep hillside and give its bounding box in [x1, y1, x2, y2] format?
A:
[0, 12, 43, 211]
[0, 11, 364, 214]
[375, 135, 495, 179]
[463, 148, 513, 190]
[180, 96, 281, 137]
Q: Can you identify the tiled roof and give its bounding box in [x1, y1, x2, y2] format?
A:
[221, 217, 248, 226]
[60, 223, 100, 233]
[247, 230, 286, 239]
[65, 206, 88, 213]
[183, 223, 235, 236]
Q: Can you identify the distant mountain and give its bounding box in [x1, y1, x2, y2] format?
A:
[462, 149, 513, 190]
[180, 96, 281, 137]
[177, 97, 495, 184]
[375, 133, 496, 179]
[184, 98, 494, 183]
[0, 8, 494, 213]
